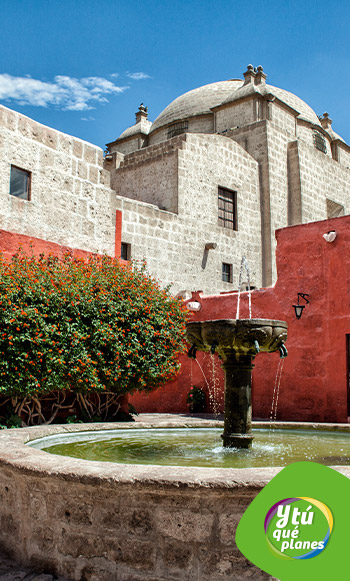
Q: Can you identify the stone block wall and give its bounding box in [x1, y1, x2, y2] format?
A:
[111, 132, 262, 294]
[0, 423, 281, 581]
[177, 134, 261, 288]
[336, 143, 350, 168]
[0, 105, 115, 255]
[296, 123, 333, 157]
[297, 141, 350, 223]
[111, 135, 183, 212]
[215, 101, 256, 133]
[110, 136, 143, 156]
[269, 101, 296, 137]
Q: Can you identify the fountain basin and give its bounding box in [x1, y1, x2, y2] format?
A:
[186, 319, 288, 357]
[29, 426, 350, 469]
[0, 415, 349, 581]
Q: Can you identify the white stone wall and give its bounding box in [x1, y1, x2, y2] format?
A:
[337, 144, 350, 168]
[0, 105, 115, 255]
[269, 102, 296, 137]
[297, 141, 350, 223]
[215, 101, 256, 133]
[109, 136, 141, 156]
[296, 123, 333, 157]
[111, 136, 181, 213]
[112, 133, 262, 295]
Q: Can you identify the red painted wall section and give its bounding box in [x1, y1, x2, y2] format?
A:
[131, 216, 350, 423]
[115, 210, 122, 259]
[0, 230, 94, 261]
[0, 211, 123, 261]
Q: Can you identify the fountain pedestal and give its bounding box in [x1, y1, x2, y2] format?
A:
[221, 352, 254, 448]
[186, 318, 288, 449]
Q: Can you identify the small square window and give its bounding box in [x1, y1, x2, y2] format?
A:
[9, 166, 31, 200]
[222, 263, 233, 283]
[121, 242, 131, 261]
[218, 187, 237, 230]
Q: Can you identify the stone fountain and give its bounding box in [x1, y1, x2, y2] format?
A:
[186, 318, 288, 448]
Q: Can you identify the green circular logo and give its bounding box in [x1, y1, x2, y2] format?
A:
[265, 497, 333, 560]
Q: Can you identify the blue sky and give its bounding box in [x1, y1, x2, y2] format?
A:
[1, 0, 350, 149]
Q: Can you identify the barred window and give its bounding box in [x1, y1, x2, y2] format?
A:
[9, 165, 31, 200]
[167, 121, 188, 139]
[313, 131, 327, 154]
[222, 263, 233, 283]
[218, 187, 237, 230]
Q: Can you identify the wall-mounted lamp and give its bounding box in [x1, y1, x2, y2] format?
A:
[293, 293, 310, 319]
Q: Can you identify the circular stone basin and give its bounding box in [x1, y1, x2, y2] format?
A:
[28, 427, 350, 469]
[186, 318, 288, 356]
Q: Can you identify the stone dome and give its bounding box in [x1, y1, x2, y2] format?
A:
[263, 84, 322, 126]
[149, 76, 323, 134]
[150, 80, 243, 133]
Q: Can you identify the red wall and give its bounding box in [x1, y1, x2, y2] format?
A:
[131, 215, 350, 423]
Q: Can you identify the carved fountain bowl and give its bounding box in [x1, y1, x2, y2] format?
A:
[186, 319, 288, 357]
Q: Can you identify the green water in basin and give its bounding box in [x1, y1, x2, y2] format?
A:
[28, 428, 350, 468]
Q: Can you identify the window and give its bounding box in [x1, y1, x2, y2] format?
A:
[121, 242, 131, 261]
[313, 131, 327, 154]
[9, 166, 31, 200]
[218, 187, 237, 230]
[167, 121, 188, 139]
[222, 263, 233, 283]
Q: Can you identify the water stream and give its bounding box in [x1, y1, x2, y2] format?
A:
[269, 358, 285, 433]
[236, 256, 252, 320]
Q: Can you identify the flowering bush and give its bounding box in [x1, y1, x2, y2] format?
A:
[0, 250, 187, 423]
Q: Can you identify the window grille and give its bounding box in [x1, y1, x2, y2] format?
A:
[9, 166, 31, 200]
[218, 187, 237, 230]
[167, 121, 188, 139]
[313, 131, 327, 154]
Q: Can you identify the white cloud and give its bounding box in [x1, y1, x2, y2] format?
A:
[81, 116, 96, 122]
[0, 73, 128, 111]
[126, 72, 151, 80]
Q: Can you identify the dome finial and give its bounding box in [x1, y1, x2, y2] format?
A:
[319, 112, 332, 131]
[135, 104, 148, 124]
[255, 65, 267, 86]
